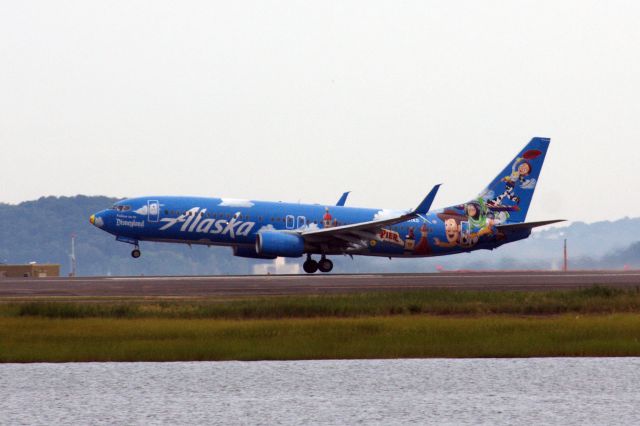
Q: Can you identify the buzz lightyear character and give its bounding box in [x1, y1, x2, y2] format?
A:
[465, 198, 494, 240]
[464, 198, 487, 232]
[465, 198, 511, 239]
[471, 210, 509, 239]
[490, 157, 536, 205]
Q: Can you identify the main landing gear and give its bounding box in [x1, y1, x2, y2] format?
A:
[131, 246, 141, 259]
[303, 254, 333, 274]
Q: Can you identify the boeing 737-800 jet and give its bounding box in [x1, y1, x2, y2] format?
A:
[90, 137, 563, 273]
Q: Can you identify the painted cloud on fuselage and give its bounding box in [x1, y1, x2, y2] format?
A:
[219, 199, 255, 208]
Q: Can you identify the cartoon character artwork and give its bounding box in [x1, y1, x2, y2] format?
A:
[322, 207, 338, 228]
[464, 200, 486, 232]
[489, 149, 542, 207]
[404, 227, 416, 252]
[460, 198, 503, 240]
[434, 211, 465, 248]
[413, 223, 432, 255]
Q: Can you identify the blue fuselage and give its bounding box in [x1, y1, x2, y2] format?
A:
[91, 196, 529, 259]
[90, 138, 554, 272]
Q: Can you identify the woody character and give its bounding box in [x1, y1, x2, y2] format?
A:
[434, 211, 465, 248]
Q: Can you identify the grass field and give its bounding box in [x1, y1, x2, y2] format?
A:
[2, 287, 640, 362]
[2, 314, 640, 362]
[3, 286, 640, 319]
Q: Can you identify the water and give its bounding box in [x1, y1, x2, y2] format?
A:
[1, 358, 639, 425]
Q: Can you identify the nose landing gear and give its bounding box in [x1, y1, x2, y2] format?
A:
[303, 255, 333, 273]
[131, 246, 141, 259]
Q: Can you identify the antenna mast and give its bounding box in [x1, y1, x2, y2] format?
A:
[70, 233, 77, 277]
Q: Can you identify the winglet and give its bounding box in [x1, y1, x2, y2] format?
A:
[336, 191, 350, 207]
[414, 184, 441, 215]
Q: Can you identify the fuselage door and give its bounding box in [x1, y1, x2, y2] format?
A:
[286, 215, 295, 229]
[297, 216, 306, 229]
[148, 200, 160, 222]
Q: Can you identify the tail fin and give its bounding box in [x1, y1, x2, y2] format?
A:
[479, 137, 550, 223]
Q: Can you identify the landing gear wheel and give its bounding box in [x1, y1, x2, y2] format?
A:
[303, 259, 318, 274]
[318, 258, 333, 273]
[131, 248, 141, 259]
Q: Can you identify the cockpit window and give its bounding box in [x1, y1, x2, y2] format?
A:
[111, 205, 131, 212]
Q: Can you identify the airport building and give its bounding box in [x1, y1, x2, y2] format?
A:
[0, 264, 60, 278]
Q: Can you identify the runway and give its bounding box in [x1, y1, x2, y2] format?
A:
[1, 271, 639, 298]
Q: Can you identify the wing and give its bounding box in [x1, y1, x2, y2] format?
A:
[301, 185, 441, 251]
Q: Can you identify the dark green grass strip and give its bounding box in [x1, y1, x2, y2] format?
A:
[3, 286, 640, 319]
[2, 314, 640, 362]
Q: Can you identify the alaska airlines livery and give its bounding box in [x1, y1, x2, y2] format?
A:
[90, 137, 563, 273]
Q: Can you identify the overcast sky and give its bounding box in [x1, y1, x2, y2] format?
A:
[1, 1, 639, 223]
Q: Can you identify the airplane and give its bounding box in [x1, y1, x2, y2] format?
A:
[90, 137, 563, 273]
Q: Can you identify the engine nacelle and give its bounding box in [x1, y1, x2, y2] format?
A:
[233, 246, 277, 259]
[256, 231, 305, 258]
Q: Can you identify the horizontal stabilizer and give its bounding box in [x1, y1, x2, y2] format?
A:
[496, 219, 565, 232]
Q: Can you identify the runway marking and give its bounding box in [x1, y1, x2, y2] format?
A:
[1, 271, 639, 298]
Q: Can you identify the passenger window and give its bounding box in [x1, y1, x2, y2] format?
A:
[297, 216, 306, 228]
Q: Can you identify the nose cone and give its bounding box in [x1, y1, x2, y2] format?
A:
[90, 212, 105, 228]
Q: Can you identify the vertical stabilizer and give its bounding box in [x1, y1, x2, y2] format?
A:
[478, 137, 550, 223]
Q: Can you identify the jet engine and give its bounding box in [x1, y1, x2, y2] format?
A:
[255, 231, 305, 258]
[233, 246, 277, 260]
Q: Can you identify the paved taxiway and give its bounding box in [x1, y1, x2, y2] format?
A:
[0, 271, 639, 298]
